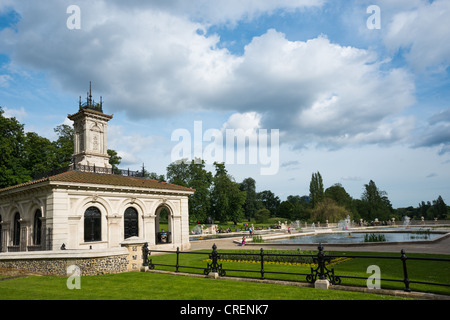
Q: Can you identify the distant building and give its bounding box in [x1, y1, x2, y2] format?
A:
[0, 84, 194, 252]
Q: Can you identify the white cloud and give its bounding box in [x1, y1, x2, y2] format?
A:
[219, 31, 416, 148]
[106, 0, 324, 26]
[107, 123, 169, 167]
[383, 0, 450, 72]
[0, 0, 417, 152]
[2, 106, 27, 120]
[0, 74, 12, 87]
[221, 112, 262, 132]
[413, 108, 450, 155]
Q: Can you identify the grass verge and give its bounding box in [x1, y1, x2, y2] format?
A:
[0, 271, 410, 300]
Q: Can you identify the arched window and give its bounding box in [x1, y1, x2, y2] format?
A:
[84, 207, 101, 242]
[13, 212, 21, 246]
[33, 210, 42, 245]
[124, 207, 139, 239]
[155, 206, 172, 244]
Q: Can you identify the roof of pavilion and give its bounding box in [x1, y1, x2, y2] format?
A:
[0, 170, 194, 194]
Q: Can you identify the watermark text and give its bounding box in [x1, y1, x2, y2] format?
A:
[171, 121, 279, 175]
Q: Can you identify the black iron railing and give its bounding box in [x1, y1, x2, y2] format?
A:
[34, 163, 146, 180]
[143, 243, 450, 293]
[1, 227, 53, 253]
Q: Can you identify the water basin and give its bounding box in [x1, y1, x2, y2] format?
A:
[269, 231, 443, 244]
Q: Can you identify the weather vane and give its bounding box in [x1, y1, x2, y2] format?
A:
[79, 81, 103, 112]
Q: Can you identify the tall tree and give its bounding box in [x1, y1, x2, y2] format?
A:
[418, 201, 432, 219]
[277, 195, 309, 220]
[240, 177, 260, 221]
[309, 171, 324, 208]
[325, 183, 358, 219]
[107, 149, 122, 174]
[210, 162, 246, 224]
[361, 180, 393, 221]
[256, 190, 281, 216]
[428, 195, 448, 220]
[310, 197, 351, 223]
[53, 124, 74, 168]
[23, 132, 57, 175]
[188, 159, 213, 223]
[0, 107, 29, 187]
[166, 158, 214, 223]
[166, 159, 190, 187]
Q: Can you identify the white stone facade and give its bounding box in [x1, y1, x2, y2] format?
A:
[0, 174, 193, 252]
[68, 108, 113, 170]
[0, 93, 194, 253]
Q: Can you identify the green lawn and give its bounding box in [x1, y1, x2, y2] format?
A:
[0, 272, 409, 300]
[148, 249, 450, 296]
[1, 249, 448, 300]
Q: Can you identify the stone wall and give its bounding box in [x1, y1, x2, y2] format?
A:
[0, 248, 130, 276]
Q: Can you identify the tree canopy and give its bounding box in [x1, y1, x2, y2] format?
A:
[1, 106, 448, 223]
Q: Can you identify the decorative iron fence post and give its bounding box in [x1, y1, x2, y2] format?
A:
[211, 244, 219, 273]
[401, 249, 411, 292]
[175, 247, 180, 272]
[260, 248, 265, 280]
[142, 242, 149, 267]
[204, 244, 225, 277]
[317, 243, 326, 280]
[307, 243, 341, 285]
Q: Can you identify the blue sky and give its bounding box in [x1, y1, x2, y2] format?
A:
[1, 0, 450, 209]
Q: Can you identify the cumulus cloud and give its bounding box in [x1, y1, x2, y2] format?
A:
[0, 0, 418, 151]
[106, 0, 325, 26]
[219, 31, 416, 149]
[413, 108, 450, 155]
[2, 106, 27, 120]
[383, 0, 450, 72]
[221, 112, 262, 132]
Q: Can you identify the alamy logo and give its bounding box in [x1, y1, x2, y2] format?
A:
[366, 265, 381, 289]
[66, 265, 81, 290]
[367, 5, 381, 30]
[66, 5, 81, 30]
[171, 121, 280, 175]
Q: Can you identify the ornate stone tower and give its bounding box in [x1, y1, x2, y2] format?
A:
[68, 82, 113, 170]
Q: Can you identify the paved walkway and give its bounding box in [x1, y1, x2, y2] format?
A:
[189, 231, 450, 255]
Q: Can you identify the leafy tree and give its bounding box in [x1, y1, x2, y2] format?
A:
[277, 195, 309, 220]
[256, 190, 280, 216]
[166, 158, 214, 223]
[239, 177, 261, 221]
[418, 201, 432, 219]
[210, 162, 246, 224]
[52, 124, 74, 168]
[187, 159, 213, 223]
[107, 149, 122, 173]
[166, 159, 190, 187]
[427, 196, 448, 220]
[140, 167, 165, 181]
[277, 201, 295, 220]
[325, 183, 358, 219]
[310, 197, 351, 223]
[254, 208, 270, 223]
[23, 132, 57, 175]
[360, 180, 393, 221]
[309, 171, 324, 208]
[0, 107, 30, 187]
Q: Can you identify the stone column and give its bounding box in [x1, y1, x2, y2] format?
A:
[120, 238, 148, 272]
[107, 216, 122, 248]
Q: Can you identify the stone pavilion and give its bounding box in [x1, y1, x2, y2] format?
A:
[0, 84, 194, 253]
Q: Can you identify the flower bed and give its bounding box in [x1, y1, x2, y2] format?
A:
[203, 249, 352, 267]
